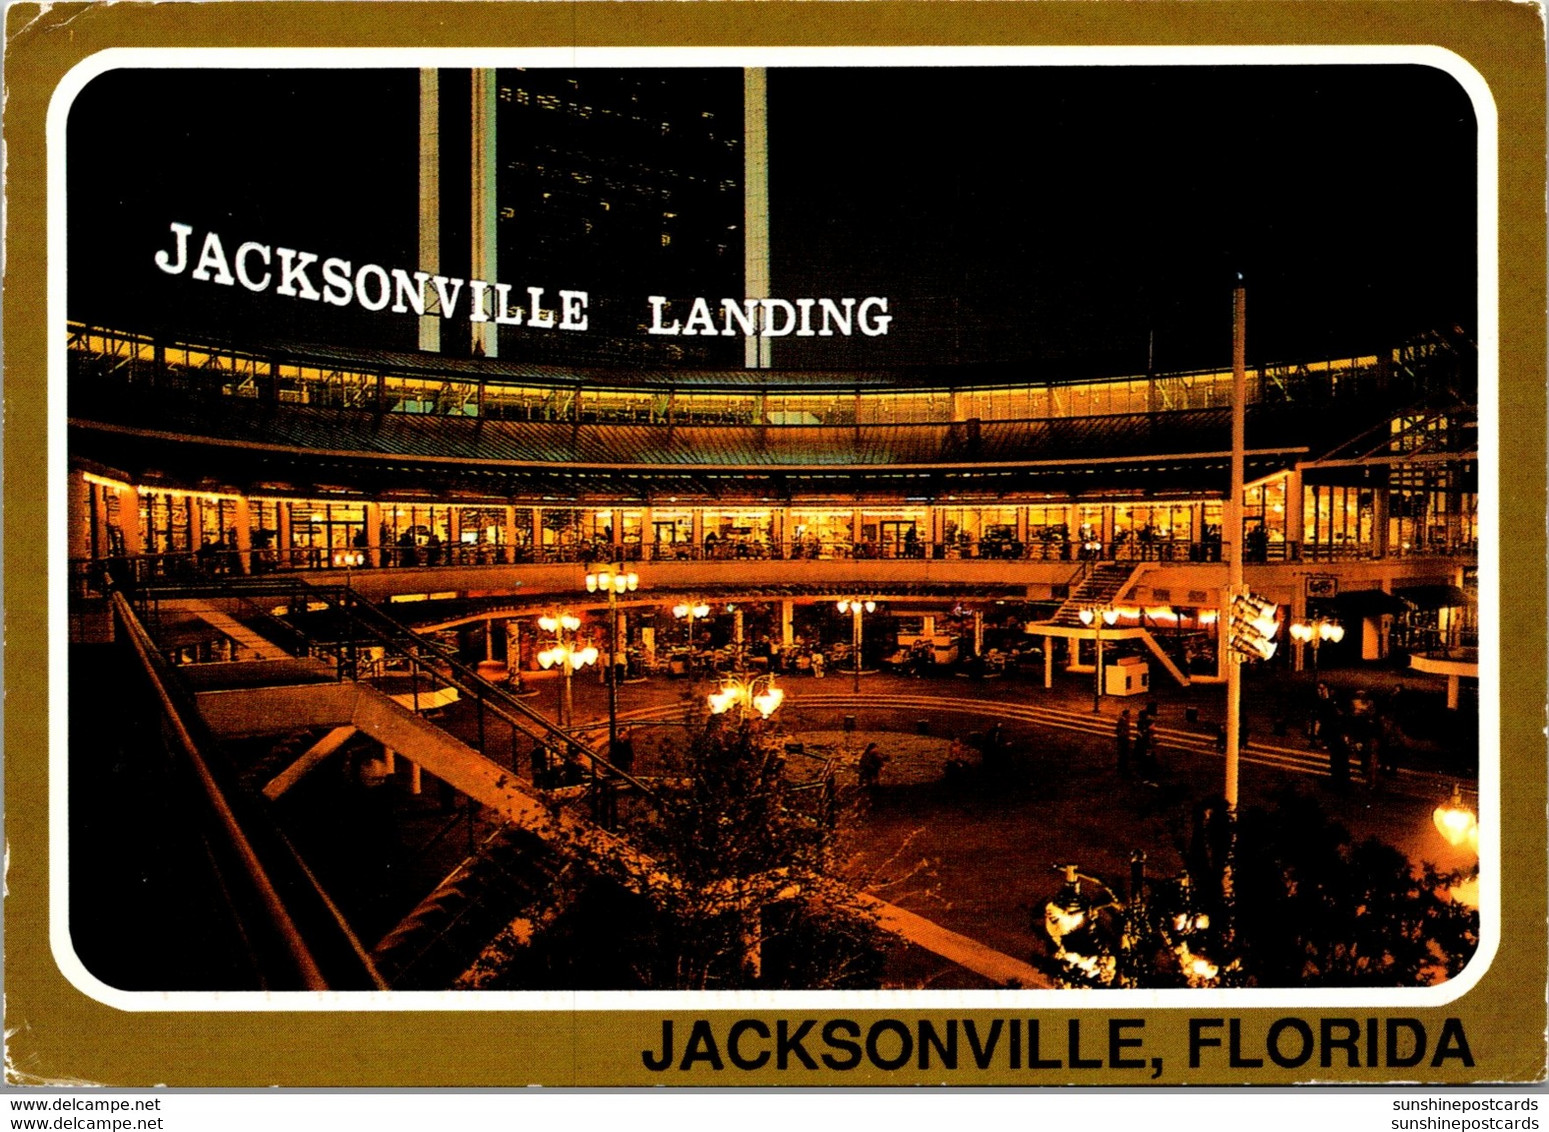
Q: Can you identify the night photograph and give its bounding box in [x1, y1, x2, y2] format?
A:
[63, 61, 1482, 996]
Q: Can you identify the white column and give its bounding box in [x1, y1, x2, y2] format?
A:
[470, 68, 499, 358]
[744, 68, 771, 369]
[419, 68, 441, 353]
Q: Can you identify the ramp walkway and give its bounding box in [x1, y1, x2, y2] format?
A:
[163, 598, 295, 661]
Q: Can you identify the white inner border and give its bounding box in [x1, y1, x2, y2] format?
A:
[46, 44, 1501, 1014]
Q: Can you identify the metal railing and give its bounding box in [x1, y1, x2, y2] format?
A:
[106, 586, 387, 990]
[237, 577, 665, 829]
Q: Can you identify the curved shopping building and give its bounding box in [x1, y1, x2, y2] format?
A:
[59, 65, 1483, 994]
[68, 319, 1478, 681]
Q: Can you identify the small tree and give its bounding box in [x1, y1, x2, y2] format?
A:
[633, 712, 887, 989]
[460, 710, 888, 990]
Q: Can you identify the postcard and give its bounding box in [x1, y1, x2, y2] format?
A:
[5, 2, 1543, 1087]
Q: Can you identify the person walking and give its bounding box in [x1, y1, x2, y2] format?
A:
[858, 742, 888, 793]
[1327, 726, 1350, 792]
[1135, 709, 1156, 779]
[1115, 708, 1132, 775]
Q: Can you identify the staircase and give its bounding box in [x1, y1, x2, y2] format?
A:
[1047, 564, 1137, 626]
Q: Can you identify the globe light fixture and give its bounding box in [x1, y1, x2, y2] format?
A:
[835, 598, 878, 693]
[707, 673, 785, 719]
[1077, 606, 1119, 712]
[536, 610, 593, 728]
[1433, 783, 1479, 850]
[1289, 616, 1344, 677]
[585, 567, 639, 595]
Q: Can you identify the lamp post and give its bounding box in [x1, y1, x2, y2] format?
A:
[332, 548, 365, 586]
[1077, 606, 1119, 713]
[1289, 617, 1344, 679]
[331, 550, 365, 677]
[673, 599, 712, 661]
[836, 598, 876, 694]
[707, 671, 786, 720]
[586, 563, 641, 775]
[536, 612, 596, 730]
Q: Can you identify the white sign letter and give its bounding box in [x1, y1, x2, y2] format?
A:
[154, 223, 193, 276]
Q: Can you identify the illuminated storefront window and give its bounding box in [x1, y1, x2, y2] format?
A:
[1303, 485, 1373, 559]
[385, 504, 452, 566]
[789, 509, 854, 558]
[703, 509, 775, 557]
[859, 508, 928, 558]
[291, 501, 368, 569]
[652, 510, 695, 557]
[1242, 478, 1288, 560]
[455, 507, 508, 563]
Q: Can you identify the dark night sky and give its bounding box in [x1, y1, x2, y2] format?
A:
[67, 64, 1476, 375]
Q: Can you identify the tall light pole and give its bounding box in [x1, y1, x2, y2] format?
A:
[1224, 278, 1248, 812]
[586, 563, 641, 771]
[1078, 605, 1119, 713]
[537, 612, 596, 730]
[836, 598, 875, 694]
[332, 549, 365, 677]
[1289, 617, 1344, 680]
[673, 599, 711, 661]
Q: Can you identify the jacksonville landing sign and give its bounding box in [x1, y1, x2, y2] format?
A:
[153, 222, 893, 338]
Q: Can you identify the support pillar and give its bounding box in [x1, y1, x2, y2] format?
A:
[67, 471, 91, 562]
[470, 68, 499, 358]
[780, 600, 794, 648]
[503, 505, 518, 563]
[418, 68, 441, 353]
[744, 67, 771, 370]
[277, 503, 292, 570]
[235, 496, 254, 574]
[383, 745, 396, 775]
[121, 489, 144, 557]
[187, 496, 204, 555]
[409, 761, 422, 794]
[1283, 470, 1303, 560]
[1372, 487, 1390, 558]
[640, 506, 654, 561]
[1044, 638, 1054, 689]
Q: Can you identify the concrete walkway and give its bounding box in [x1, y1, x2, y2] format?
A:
[173, 599, 293, 661]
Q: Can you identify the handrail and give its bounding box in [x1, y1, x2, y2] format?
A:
[110, 588, 330, 990]
[275, 579, 667, 811]
[108, 584, 388, 990]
